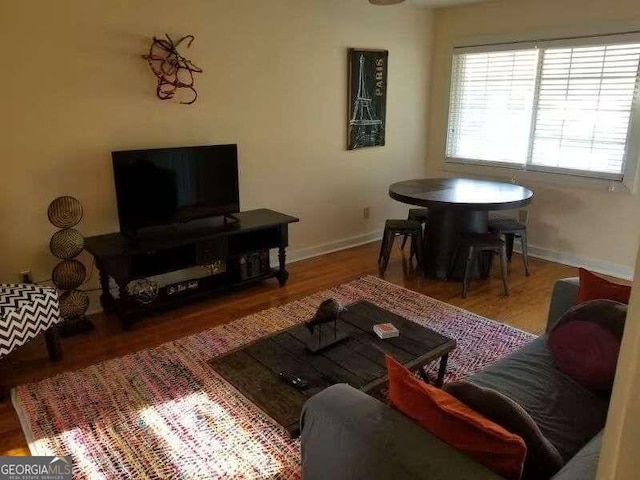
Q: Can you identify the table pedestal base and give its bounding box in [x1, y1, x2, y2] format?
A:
[424, 209, 491, 280]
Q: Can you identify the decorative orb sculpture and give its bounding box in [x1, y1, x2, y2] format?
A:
[47, 196, 83, 228]
[52, 260, 87, 290]
[47, 195, 93, 335]
[50, 229, 85, 259]
[127, 279, 159, 305]
[59, 290, 90, 319]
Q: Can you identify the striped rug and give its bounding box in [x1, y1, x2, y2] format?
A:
[12, 276, 534, 479]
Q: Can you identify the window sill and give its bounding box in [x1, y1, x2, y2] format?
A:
[441, 160, 634, 194]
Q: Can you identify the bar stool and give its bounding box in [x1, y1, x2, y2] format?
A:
[401, 208, 429, 250]
[488, 215, 530, 276]
[378, 219, 423, 273]
[449, 233, 509, 298]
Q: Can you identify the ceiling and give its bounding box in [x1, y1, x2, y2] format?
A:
[406, 0, 493, 7]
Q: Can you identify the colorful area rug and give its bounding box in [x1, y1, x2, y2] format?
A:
[12, 276, 534, 479]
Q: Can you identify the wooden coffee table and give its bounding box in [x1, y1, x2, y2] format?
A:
[208, 301, 456, 436]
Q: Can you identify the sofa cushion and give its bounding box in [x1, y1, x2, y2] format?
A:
[444, 380, 564, 479]
[465, 337, 609, 462]
[552, 430, 603, 480]
[577, 268, 631, 304]
[386, 355, 526, 480]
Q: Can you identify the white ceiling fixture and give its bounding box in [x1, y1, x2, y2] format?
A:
[369, 0, 495, 7]
[369, 0, 406, 4]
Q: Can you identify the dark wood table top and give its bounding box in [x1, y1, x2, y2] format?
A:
[389, 177, 534, 211]
[208, 301, 456, 436]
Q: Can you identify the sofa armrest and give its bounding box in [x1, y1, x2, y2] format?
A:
[300, 384, 503, 480]
[546, 278, 579, 333]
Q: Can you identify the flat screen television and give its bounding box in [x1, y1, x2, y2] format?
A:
[112, 144, 239, 235]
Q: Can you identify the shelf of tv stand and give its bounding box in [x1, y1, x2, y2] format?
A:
[84, 209, 299, 329]
[116, 269, 281, 319]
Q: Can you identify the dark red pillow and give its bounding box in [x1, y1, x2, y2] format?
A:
[386, 355, 526, 480]
[548, 320, 620, 391]
[548, 299, 627, 391]
[577, 268, 631, 304]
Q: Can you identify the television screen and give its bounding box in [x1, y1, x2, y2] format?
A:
[112, 144, 239, 233]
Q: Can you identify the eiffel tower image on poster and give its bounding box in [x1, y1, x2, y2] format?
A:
[348, 51, 387, 149]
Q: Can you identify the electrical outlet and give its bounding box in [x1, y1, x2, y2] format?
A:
[363, 207, 371, 220]
[19, 270, 32, 283]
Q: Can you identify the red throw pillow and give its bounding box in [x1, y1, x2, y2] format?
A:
[577, 268, 631, 304]
[548, 320, 621, 391]
[386, 355, 526, 480]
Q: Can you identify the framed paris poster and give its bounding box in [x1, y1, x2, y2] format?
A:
[347, 49, 388, 150]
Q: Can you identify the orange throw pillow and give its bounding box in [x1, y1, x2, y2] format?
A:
[577, 268, 631, 304]
[386, 355, 526, 480]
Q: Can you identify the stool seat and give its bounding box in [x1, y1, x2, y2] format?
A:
[408, 208, 429, 222]
[385, 219, 422, 231]
[488, 217, 526, 233]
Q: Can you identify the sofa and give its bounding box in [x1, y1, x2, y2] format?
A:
[300, 278, 608, 480]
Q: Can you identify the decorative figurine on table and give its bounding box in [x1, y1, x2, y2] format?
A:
[305, 299, 350, 353]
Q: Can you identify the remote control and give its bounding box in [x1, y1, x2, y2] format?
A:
[279, 371, 309, 390]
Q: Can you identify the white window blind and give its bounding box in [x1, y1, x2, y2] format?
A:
[446, 34, 640, 181]
[447, 48, 539, 165]
[531, 43, 640, 175]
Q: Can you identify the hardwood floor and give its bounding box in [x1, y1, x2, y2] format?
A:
[0, 241, 579, 456]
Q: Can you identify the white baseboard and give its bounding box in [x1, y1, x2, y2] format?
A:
[283, 230, 384, 264]
[516, 244, 634, 281]
[285, 232, 635, 281]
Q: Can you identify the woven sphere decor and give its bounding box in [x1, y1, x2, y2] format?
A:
[127, 279, 159, 305]
[59, 290, 90, 319]
[47, 196, 83, 229]
[47, 195, 93, 334]
[49, 228, 85, 259]
[52, 260, 87, 290]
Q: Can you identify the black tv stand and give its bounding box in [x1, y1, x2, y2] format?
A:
[84, 209, 299, 329]
[223, 213, 239, 225]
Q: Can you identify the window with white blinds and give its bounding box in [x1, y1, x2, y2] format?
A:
[446, 34, 640, 181]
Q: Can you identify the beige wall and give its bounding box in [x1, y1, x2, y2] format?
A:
[0, 0, 432, 292]
[429, 0, 640, 278]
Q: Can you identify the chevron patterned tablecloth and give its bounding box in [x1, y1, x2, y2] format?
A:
[0, 284, 61, 359]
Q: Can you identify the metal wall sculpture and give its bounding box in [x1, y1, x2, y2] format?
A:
[142, 34, 203, 105]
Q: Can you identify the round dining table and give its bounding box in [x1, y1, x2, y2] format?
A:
[389, 177, 534, 279]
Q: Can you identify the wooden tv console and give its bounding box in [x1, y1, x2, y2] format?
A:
[84, 209, 299, 329]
